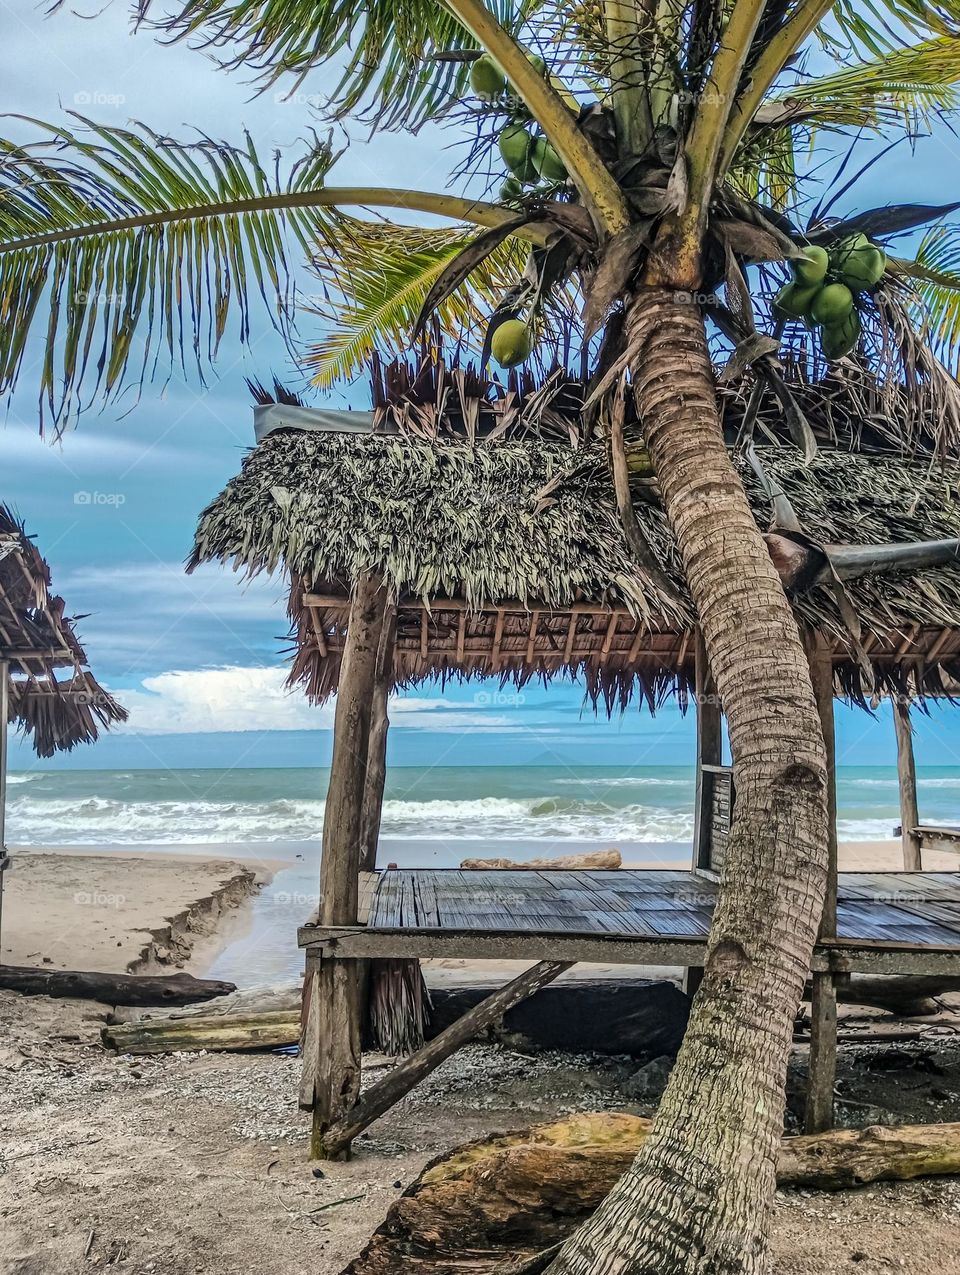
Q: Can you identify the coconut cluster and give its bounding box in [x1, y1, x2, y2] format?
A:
[774, 235, 886, 361]
[470, 52, 568, 208]
[470, 52, 569, 367]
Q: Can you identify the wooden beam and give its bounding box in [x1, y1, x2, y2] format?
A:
[359, 607, 396, 875]
[303, 592, 637, 619]
[299, 925, 960, 976]
[562, 614, 578, 663]
[525, 612, 540, 664]
[805, 972, 838, 1133]
[806, 633, 839, 1134]
[691, 630, 722, 872]
[309, 572, 388, 1160]
[318, 960, 572, 1158]
[491, 610, 505, 670]
[809, 635, 838, 938]
[298, 924, 960, 975]
[894, 696, 923, 872]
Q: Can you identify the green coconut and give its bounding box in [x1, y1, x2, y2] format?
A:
[792, 245, 829, 286]
[500, 175, 524, 204]
[810, 282, 855, 325]
[821, 308, 862, 361]
[470, 55, 507, 102]
[491, 319, 534, 368]
[499, 124, 536, 182]
[530, 135, 566, 182]
[625, 444, 654, 476]
[831, 235, 886, 289]
[773, 281, 820, 322]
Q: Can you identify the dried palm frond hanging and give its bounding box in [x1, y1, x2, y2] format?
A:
[0, 504, 127, 757]
[367, 959, 433, 1055]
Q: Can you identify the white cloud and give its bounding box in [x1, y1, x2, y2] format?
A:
[113, 666, 521, 734]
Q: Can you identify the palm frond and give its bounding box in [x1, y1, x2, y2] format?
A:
[769, 35, 960, 132]
[0, 116, 341, 430]
[134, 0, 534, 130]
[303, 221, 522, 386]
[897, 224, 960, 373]
[829, 0, 960, 59]
[729, 34, 960, 212]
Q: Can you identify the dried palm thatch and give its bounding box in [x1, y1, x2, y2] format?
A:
[190, 408, 960, 710]
[367, 958, 433, 1056]
[0, 505, 127, 756]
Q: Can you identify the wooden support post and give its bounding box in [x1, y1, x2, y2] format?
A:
[805, 635, 839, 1135]
[319, 959, 573, 1159]
[686, 631, 720, 997]
[894, 695, 922, 872]
[359, 606, 396, 875]
[0, 659, 8, 950]
[691, 630, 722, 872]
[308, 573, 388, 1160]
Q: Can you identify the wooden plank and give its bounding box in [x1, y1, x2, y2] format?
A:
[894, 697, 922, 871]
[317, 960, 573, 1158]
[917, 828, 960, 855]
[357, 873, 379, 926]
[300, 923, 960, 976]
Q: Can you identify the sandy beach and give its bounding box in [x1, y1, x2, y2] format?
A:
[0, 848, 270, 976]
[2, 839, 960, 1274]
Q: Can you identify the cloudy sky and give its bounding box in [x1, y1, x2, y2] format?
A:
[4, 1, 960, 771]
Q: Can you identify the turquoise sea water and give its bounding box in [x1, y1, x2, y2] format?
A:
[10, 763, 959, 985]
[9, 763, 960, 848]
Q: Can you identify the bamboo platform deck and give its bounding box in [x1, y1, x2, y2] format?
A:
[299, 868, 960, 976]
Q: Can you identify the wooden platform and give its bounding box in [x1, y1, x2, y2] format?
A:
[300, 868, 960, 976]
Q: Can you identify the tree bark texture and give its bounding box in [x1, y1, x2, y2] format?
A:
[546, 293, 829, 1275]
[343, 1112, 960, 1275]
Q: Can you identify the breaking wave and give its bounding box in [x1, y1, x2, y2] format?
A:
[7, 792, 696, 846]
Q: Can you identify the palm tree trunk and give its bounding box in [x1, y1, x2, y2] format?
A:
[546, 291, 829, 1275]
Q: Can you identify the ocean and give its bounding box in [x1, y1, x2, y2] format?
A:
[8, 763, 960, 849]
[8, 763, 960, 986]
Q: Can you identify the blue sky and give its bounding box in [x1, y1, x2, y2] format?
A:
[4, 2, 960, 771]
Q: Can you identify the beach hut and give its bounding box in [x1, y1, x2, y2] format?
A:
[191, 359, 960, 1155]
[0, 504, 127, 930]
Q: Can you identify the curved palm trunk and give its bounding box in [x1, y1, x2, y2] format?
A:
[546, 292, 829, 1275]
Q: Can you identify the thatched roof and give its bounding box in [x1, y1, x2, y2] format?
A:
[0, 505, 127, 755]
[191, 412, 960, 711]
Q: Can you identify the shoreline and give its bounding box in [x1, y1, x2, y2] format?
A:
[4, 838, 958, 991]
[1, 847, 271, 977]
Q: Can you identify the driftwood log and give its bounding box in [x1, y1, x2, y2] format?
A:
[103, 1009, 298, 1053]
[344, 1112, 960, 1275]
[0, 965, 235, 1007]
[101, 970, 960, 1055]
[102, 978, 690, 1057]
[460, 851, 621, 871]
